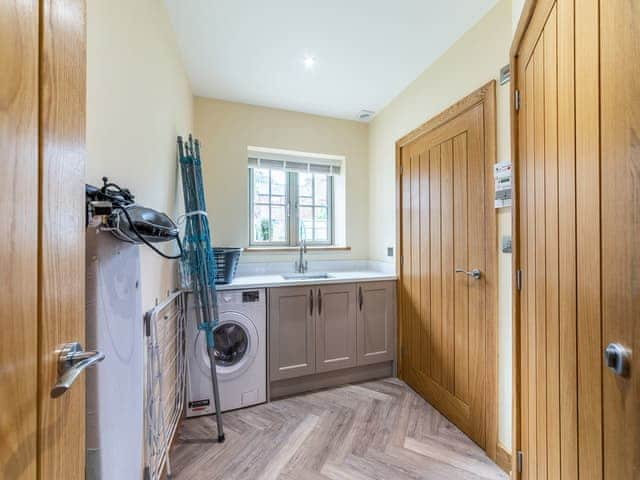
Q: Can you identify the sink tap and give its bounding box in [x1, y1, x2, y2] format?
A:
[295, 240, 308, 273]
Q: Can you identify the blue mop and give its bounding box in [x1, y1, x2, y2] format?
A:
[177, 135, 225, 442]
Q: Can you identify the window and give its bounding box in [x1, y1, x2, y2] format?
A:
[248, 149, 342, 247]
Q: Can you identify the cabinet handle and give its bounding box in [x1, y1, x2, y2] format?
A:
[359, 286, 363, 311]
[317, 289, 322, 315]
[309, 289, 314, 316]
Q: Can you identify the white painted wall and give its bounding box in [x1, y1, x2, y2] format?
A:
[193, 98, 370, 264]
[87, 0, 193, 312]
[367, 0, 514, 449]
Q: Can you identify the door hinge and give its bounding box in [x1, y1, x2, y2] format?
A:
[400, 165, 404, 176]
[516, 450, 524, 473]
[516, 269, 523, 291]
[514, 89, 521, 112]
[400, 255, 404, 266]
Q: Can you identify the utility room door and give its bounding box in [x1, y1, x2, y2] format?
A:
[398, 82, 497, 449]
[1, 1, 87, 478]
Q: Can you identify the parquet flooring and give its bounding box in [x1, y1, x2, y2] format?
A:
[170, 378, 508, 479]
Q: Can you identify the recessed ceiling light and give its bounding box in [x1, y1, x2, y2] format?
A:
[303, 56, 315, 69]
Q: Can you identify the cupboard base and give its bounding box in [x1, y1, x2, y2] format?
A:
[269, 361, 394, 400]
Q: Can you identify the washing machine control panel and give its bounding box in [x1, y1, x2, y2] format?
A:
[241, 290, 260, 303]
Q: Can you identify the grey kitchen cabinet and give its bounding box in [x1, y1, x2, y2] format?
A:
[269, 286, 316, 380]
[269, 280, 396, 383]
[356, 281, 396, 365]
[315, 283, 357, 373]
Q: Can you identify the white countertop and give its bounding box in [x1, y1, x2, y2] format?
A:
[216, 270, 397, 291]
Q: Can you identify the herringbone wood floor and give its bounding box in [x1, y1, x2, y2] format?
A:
[170, 378, 508, 479]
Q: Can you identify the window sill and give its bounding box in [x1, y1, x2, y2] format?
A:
[244, 246, 351, 253]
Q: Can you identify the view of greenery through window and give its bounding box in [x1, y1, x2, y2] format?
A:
[251, 167, 332, 245]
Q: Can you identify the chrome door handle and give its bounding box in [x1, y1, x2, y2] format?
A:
[51, 342, 105, 398]
[604, 343, 631, 377]
[455, 268, 481, 280]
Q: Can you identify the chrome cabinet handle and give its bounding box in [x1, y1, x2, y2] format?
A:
[455, 268, 481, 280]
[309, 289, 314, 316]
[51, 342, 105, 398]
[318, 289, 322, 315]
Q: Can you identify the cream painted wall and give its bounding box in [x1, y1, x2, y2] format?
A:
[193, 98, 369, 264]
[87, 0, 193, 312]
[512, 0, 526, 33]
[367, 0, 514, 449]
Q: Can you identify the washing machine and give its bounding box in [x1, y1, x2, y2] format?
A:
[186, 288, 266, 417]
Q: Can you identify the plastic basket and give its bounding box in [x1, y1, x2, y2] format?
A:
[213, 248, 242, 284]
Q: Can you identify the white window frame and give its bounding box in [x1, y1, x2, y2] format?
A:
[249, 168, 334, 247]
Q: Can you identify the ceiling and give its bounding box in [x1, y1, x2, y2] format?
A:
[164, 0, 498, 121]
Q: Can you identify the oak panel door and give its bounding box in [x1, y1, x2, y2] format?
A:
[600, 0, 640, 478]
[269, 286, 316, 380]
[39, 0, 87, 478]
[315, 284, 357, 373]
[356, 281, 396, 366]
[399, 95, 490, 447]
[1, 1, 86, 479]
[517, 6, 564, 477]
[514, 0, 639, 478]
[0, 1, 39, 478]
[515, 0, 605, 478]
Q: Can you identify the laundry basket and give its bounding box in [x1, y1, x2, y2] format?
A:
[213, 247, 242, 284]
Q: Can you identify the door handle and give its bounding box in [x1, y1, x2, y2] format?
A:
[604, 343, 631, 377]
[455, 268, 481, 280]
[51, 342, 105, 398]
[309, 289, 314, 316]
[317, 289, 322, 315]
[358, 286, 363, 311]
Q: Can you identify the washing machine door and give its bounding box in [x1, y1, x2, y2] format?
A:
[195, 310, 258, 381]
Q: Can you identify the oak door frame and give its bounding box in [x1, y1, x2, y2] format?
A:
[395, 80, 499, 462]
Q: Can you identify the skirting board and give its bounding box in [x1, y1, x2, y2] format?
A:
[270, 362, 394, 400]
[496, 442, 512, 474]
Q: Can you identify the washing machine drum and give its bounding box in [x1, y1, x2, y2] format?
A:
[213, 323, 248, 367]
[196, 311, 258, 381]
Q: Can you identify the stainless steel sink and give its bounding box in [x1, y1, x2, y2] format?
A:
[281, 272, 333, 280]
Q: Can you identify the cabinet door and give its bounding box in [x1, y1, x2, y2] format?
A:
[269, 286, 315, 380]
[315, 284, 357, 373]
[356, 281, 396, 365]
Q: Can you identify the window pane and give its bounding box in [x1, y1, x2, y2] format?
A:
[299, 172, 313, 206]
[271, 206, 287, 242]
[254, 169, 269, 196]
[299, 195, 313, 206]
[314, 207, 328, 241]
[251, 167, 290, 245]
[270, 194, 286, 206]
[271, 170, 286, 197]
[315, 174, 328, 206]
[299, 206, 313, 241]
[253, 205, 271, 242]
